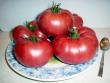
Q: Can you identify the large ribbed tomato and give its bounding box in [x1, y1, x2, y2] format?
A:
[38, 4, 73, 36]
[53, 27, 98, 64]
[14, 37, 53, 67]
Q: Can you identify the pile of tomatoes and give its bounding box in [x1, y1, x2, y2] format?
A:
[11, 3, 98, 68]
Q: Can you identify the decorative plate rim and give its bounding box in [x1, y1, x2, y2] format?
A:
[5, 42, 98, 82]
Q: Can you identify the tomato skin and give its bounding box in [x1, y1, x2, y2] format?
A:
[33, 30, 47, 40]
[12, 25, 32, 42]
[28, 20, 48, 40]
[78, 27, 99, 48]
[38, 8, 73, 36]
[28, 20, 38, 29]
[72, 13, 83, 29]
[53, 27, 98, 64]
[14, 39, 53, 67]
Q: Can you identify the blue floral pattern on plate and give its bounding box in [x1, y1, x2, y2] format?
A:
[5, 42, 98, 81]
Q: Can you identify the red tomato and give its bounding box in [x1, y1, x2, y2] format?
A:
[28, 20, 38, 30]
[14, 38, 53, 67]
[72, 13, 83, 29]
[12, 25, 32, 42]
[38, 8, 73, 36]
[28, 20, 47, 40]
[33, 30, 47, 40]
[53, 27, 98, 64]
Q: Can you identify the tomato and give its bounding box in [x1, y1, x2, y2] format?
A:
[28, 20, 47, 40]
[14, 37, 53, 67]
[28, 20, 38, 30]
[33, 30, 47, 40]
[53, 27, 98, 64]
[38, 4, 73, 36]
[12, 25, 32, 42]
[72, 13, 83, 29]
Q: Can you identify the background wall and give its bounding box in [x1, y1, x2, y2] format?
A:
[0, 0, 110, 31]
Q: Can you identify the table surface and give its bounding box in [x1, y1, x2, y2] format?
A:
[0, 28, 110, 83]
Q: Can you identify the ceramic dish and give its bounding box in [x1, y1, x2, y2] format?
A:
[5, 42, 98, 82]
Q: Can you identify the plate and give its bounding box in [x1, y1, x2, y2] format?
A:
[5, 42, 98, 82]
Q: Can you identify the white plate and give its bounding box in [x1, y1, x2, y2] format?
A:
[5, 42, 98, 82]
